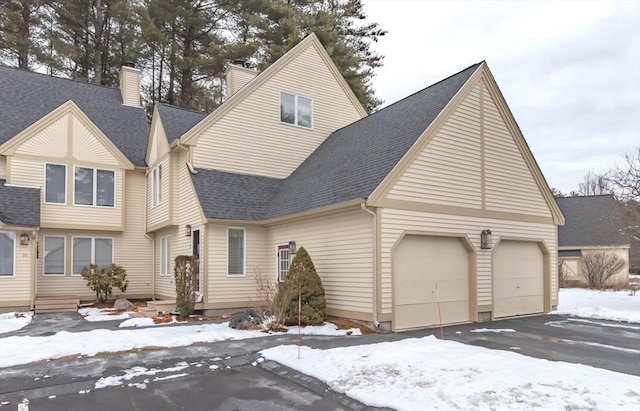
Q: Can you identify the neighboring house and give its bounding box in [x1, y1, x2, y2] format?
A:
[0, 34, 564, 331]
[556, 195, 630, 286]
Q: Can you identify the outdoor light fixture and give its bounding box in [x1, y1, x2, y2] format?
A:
[185, 224, 192, 237]
[288, 240, 297, 254]
[480, 229, 492, 250]
[20, 233, 29, 246]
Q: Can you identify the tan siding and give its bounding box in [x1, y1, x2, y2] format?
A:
[388, 83, 482, 208]
[0, 230, 33, 307]
[0, 155, 6, 179]
[154, 227, 178, 298]
[36, 171, 153, 299]
[483, 82, 551, 217]
[14, 115, 68, 158]
[193, 43, 364, 178]
[564, 247, 630, 285]
[266, 210, 374, 317]
[226, 66, 257, 96]
[10, 156, 124, 229]
[119, 67, 140, 107]
[380, 208, 558, 314]
[207, 225, 269, 304]
[147, 157, 170, 229]
[72, 117, 118, 165]
[148, 119, 170, 167]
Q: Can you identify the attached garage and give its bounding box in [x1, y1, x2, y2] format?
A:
[493, 240, 545, 318]
[393, 235, 472, 331]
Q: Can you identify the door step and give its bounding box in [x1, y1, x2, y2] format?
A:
[35, 296, 80, 313]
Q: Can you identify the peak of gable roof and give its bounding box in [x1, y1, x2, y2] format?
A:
[156, 103, 209, 144]
[0, 65, 149, 166]
[556, 194, 629, 247]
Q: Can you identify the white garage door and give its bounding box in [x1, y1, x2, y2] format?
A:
[393, 235, 470, 331]
[493, 241, 544, 318]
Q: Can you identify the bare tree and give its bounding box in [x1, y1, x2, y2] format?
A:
[558, 260, 569, 288]
[580, 252, 626, 289]
[605, 146, 639, 202]
[252, 267, 297, 331]
[578, 170, 612, 196]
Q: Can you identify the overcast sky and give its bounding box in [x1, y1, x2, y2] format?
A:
[362, 0, 640, 193]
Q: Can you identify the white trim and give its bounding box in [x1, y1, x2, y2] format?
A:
[160, 234, 171, 277]
[275, 243, 291, 282]
[4, 183, 41, 189]
[43, 235, 66, 276]
[72, 166, 117, 208]
[71, 236, 114, 275]
[190, 226, 204, 294]
[43, 162, 67, 205]
[152, 164, 163, 207]
[279, 91, 314, 130]
[227, 226, 246, 277]
[0, 230, 16, 277]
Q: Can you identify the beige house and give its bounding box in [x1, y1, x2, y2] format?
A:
[556, 195, 630, 286]
[0, 34, 563, 331]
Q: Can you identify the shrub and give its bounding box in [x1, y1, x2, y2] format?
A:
[174, 255, 198, 318]
[252, 267, 297, 331]
[580, 252, 626, 289]
[81, 264, 128, 303]
[282, 247, 326, 325]
[558, 260, 569, 288]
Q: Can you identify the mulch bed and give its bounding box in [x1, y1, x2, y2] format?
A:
[325, 316, 375, 334]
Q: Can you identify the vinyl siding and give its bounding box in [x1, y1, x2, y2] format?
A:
[148, 118, 170, 168]
[206, 225, 269, 305]
[147, 156, 170, 229]
[483, 81, 551, 217]
[154, 226, 178, 298]
[192, 42, 364, 178]
[10, 156, 124, 229]
[388, 83, 482, 208]
[36, 171, 153, 299]
[14, 115, 68, 158]
[0, 230, 33, 307]
[119, 67, 140, 107]
[0, 155, 6, 178]
[266, 209, 374, 318]
[380, 208, 558, 314]
[226, 66, 257, 96]
[71, 117, 119, 165]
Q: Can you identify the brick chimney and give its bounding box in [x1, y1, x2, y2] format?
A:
[119, 62, 141, 107]
[225, 60, 257, 97]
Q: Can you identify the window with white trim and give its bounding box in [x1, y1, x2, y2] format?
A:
[280, 92, 312, 128]
[0, 231, 15, 276]
[277, 244, 290, 282]
[74, 167, 115, 207]
[160, 235, 171, 276]
[72, 237, 113, 275]
[227, 228, 245, 276]
[152, 164, 163, 207]
[44, 236, 65, 276]
[45, 163, 66, 204]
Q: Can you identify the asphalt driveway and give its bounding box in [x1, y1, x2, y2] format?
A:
[406, 314, 640, 376]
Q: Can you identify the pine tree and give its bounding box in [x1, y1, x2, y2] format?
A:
[0, 0, 45, 68]
[282, 246, 326, 326]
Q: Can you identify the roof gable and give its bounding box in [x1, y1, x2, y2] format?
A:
[156, 103, 207, 144]
[556, 195, 629, 247]
[0, 65, 149, 166]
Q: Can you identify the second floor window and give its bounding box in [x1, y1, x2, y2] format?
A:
[74, 167, 115, 207]
[45, 163, 66, 204]
[280, 92, 312, 128]
[152, 164, 162, 207]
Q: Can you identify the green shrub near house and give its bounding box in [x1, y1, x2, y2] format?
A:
[282, 246, 326, 325]
[81, 264, 128, 302]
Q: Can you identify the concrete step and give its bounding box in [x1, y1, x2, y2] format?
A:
[35, 296, 79, 313]
[147, 300, 176, 313]
[136, 307, 159, 318]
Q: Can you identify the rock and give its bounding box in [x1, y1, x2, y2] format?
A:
[113, 298, 134, 310]
[228, 310, 261, 330]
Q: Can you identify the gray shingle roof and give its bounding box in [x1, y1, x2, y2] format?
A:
[156, 103, 208, 144]
[558, 250, 582, 258]
[556, 195, 629, 247]
[0, 65, 149, 166]
[191, 63, 481, 221]
[0, 180, 40, 227]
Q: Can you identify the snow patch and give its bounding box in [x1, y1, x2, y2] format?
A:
[79, 307, 130, 322]
[0, 312, 33, 334]
[287, 322, 362, 336]
[551, 289, 640, 323]
[470, 328, 516, 333]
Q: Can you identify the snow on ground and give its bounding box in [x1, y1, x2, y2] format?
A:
[287, 323, 362, 336]
[0, 321, 361, 368]
[118, 317, 178, 328]
[0, 312, 33, 334]
[551, 288, 640, 323]
[78, 307, 130, 322]
[470, 328, 515, 333]
[261, 336, 640, 411]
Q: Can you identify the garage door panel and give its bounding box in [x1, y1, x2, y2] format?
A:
[393, 235, 470, 331]
[494, 240, 544, 318]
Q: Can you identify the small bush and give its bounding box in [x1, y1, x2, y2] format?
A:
[282, 247, 326, 326]
[252, 267, 297, 331]
[558, 260, 569, 288]
[81, 264, 128, 303]
[174, 255, 198, 318]
[581, 252, 626, 289]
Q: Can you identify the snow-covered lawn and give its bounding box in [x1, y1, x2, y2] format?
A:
[551, 288, 640, 323]
[0, 312, 33, 334]
[79, 307, 131, 322]
[0, 321, 360, 368]
[261, 336, 640, 411]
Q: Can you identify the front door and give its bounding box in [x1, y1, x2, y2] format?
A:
[191, 227, 203, 297]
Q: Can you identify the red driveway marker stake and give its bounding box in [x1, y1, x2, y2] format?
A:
[435, 282, 444, 339]
[297, 290, 301, 359]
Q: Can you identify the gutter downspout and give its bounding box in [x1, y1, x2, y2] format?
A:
[31, 228, 39, 311]
[144, 167, 156, 300]
[361, 203, 380, 327]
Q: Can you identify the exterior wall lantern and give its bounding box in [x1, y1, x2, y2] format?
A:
[480, 229, 492, 250]
[185, 224, 192, 237]
[20, 233, 30, 246]
[288, 241, 297, 254]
